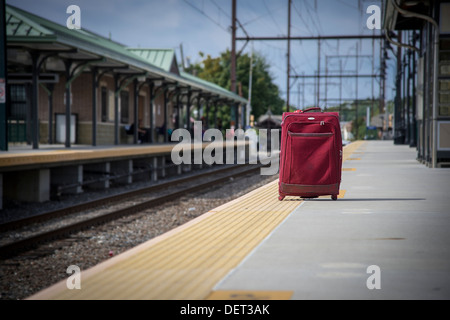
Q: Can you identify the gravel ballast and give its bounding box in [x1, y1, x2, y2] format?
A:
[0, 171, 278, 300]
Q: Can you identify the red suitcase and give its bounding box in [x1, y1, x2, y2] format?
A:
[278, 107, 343, 201]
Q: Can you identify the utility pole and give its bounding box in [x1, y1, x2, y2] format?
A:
[247, 43, 253, 127]
[371, 31, 375, 128]
[179, 43, 186, 71]
[230, 0, 237, 130]
[302, 72, 305, 108]
[234, 25, 383, 120]
[382, 39, 388, 139]
[317, 39, 321, 107]
[405, 34, 411, 145]
[286, 0, 291, 112]
[325, 56, 328, 108]
[339, 60, 342, 115]
[231, 0, 237, 94]
[299, 81, 320, 108]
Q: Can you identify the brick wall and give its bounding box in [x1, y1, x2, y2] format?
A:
[37, 71, 179, 145]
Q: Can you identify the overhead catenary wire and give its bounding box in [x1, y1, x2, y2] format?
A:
[182, 0, 229, 33]
[263, 0, 285, 36]
[240, 0, 285, 27]
[292, 1, 315, 36]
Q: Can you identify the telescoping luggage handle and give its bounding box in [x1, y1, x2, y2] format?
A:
[282, 107, 323, 125]
[294, 107, 322, 113]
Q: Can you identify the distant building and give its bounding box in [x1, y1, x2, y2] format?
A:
[256, 108, 282, 130]
[256, 108, 282, 150]
[370, 114, 393, 140]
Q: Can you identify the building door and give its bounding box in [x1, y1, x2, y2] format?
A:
[7, 84, 29, 143]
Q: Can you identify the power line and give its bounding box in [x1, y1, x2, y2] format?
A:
[336, 0, 358, 9]
[263, 0, 285, 36]
[182, 0, 229, 33]
[241, 5, 283, 27]
[292, 1, 315, 36]
[209, 0, 230, 18]
[236, 35, 384, 41]
[302, 0, 323, 35]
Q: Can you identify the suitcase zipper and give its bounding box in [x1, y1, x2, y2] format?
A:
[281, 114, 339, 126]
[286, 121, 327, 132]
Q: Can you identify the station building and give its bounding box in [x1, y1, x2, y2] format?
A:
[3, 4, 247, 150]
[383, 0, 450, 167]
[0, 4, 250, 209]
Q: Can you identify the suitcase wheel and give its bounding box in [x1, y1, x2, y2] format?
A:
[278, 195, 285, 201]
[332, 195, 338, 201]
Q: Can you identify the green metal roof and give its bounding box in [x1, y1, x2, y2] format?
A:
[127, 49, 241, 101]
[5, 4, 247, 104]
[181, 71, 233, 97]
[6, 5, 158, 67]
[127, 48, 175, 73]
[6, 6, 56, 41]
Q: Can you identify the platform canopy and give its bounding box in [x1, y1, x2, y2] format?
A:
[383, 0, 431, 31]
[5, 4, 247, 104]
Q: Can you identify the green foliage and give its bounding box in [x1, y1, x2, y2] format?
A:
[325, 98, 393, 140]
[351, 116, 366, 140]
[185, 50, 285, 125]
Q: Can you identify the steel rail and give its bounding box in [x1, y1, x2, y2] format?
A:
[0, 164, 246, 232]
[0, 164, 263, 259]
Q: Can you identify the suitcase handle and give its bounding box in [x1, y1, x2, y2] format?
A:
[296, 107, 322, 113]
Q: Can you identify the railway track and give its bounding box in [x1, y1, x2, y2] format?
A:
[0, 164, 264, 259]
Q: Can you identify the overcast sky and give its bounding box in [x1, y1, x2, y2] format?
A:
[7, 0, 391, 108]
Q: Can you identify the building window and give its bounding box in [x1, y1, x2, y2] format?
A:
[439, 39, 450, 116]
[7, 84, 28, 143]
[439, 80, 450, 116]
[9, 84, 28, 120]
[101, 87, 115, 122]
[120, 91, 129, 124]
[101, 87, 108, 122]
[440, 3, 450, 34]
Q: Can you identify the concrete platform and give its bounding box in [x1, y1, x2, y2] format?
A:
[213, 141, 450, 300]
[28, 140, 450, 300]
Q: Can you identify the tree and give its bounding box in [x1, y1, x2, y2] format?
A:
[185, 50, 285, 128]
[326, 98, 392, 140]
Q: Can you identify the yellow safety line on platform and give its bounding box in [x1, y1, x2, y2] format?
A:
[32, 181, 301, 300]
[29, 141, 365, 300]
[342, 141, 365, 161]
[206, 290, 293, 300]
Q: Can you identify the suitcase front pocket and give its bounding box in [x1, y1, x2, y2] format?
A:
[288, 132, 333, 138]
[286, 131, 336, 186]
